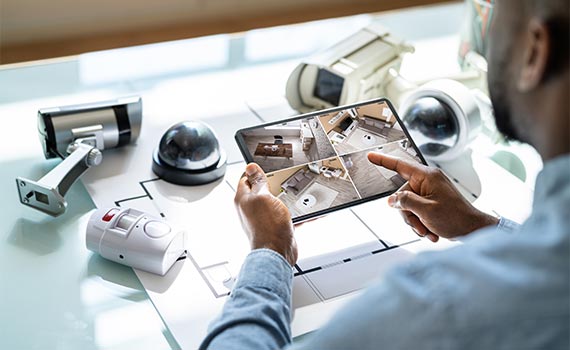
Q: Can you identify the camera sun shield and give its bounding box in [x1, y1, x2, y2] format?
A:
[17, 97, 142, 216]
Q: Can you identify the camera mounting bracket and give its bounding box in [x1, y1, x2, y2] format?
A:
[16, 142, 102, 217]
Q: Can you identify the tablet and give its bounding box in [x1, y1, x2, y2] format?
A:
[235, 98, 427, 223]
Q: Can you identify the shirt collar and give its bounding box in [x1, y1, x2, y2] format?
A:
[533, 154, 570, 207]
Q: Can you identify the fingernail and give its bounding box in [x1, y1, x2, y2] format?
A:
[387, 194, 399, 208]
[245, 164, 257, 176]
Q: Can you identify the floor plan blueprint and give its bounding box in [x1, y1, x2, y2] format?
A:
[81, 98, 534, 349]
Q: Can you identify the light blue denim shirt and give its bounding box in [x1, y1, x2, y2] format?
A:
[201, 155, 570, 350]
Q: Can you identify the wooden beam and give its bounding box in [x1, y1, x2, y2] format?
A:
[0, 0, 457, 64]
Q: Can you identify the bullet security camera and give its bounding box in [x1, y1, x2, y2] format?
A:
[16, 97, 142, 216]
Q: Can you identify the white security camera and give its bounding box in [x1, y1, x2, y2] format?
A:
[16, 97, 142, 216]
[285, 23, 414, 112]
[399, 79, 484, 162]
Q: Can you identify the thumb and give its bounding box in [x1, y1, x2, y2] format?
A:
[387, 190, 431, 216]
[245, 163, 269, 194]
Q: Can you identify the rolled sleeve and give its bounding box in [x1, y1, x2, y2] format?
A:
[200, 249, 294, 350]
[233, 249, 294, 301]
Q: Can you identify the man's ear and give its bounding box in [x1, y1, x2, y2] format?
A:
[517, 18, 550, 92]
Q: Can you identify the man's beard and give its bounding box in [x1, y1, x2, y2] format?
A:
[487, 33, 526, 146]
[487, 50, 528, 144]
[487, 77, 524, 143]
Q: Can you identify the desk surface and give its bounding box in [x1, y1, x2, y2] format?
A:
[0, 3, 543, 349]
[0, 50, 302, 350]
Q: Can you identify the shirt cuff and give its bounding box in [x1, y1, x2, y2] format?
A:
[233, 248, 294, 301]
[497, 216, 521, 232]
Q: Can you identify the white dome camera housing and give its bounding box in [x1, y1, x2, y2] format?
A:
[399, 79, 482, 162]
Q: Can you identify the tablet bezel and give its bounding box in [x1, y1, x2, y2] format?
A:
[234, 97, 428, 223]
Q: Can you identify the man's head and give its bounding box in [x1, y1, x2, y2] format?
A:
[487, 0, 569, 158]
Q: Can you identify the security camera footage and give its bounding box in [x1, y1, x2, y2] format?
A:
[238, 100, 426, 220]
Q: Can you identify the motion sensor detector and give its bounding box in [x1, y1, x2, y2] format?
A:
[86, 207, 186, 276]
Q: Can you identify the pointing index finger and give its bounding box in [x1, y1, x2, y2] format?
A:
[367, 152, 425, 180]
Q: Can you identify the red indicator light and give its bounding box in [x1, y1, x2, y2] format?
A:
[102, 209, 118, 222]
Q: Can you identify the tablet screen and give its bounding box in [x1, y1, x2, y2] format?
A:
[235, 99, 426, 222]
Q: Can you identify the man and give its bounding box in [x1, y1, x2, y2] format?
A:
[200, 0, 569, 348]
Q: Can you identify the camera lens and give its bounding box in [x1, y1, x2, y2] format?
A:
[157, 121, 221, 170]
[403, 97, 459, 157]
[152, 121, 226, 186]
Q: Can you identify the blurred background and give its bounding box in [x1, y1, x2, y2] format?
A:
[0, 0, 455, 64]
[0, 0, 465, 103]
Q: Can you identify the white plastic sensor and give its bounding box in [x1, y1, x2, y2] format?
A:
[86, 207, 186, 276]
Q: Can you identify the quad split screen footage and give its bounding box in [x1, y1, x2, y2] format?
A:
[240, 101, 424, 218]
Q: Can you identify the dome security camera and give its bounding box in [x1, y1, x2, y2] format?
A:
[399, 79, 483, 162]
[152, 121, 227, 186]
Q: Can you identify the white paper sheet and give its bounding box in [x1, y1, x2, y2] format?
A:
[82, 101, 533, 349]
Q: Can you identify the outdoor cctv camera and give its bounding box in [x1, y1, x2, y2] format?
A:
[16, 97, 142, 216]
[285, 23, 414, 113]
[86, 207, 187, 276]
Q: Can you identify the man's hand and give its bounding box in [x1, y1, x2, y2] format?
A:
[367, 152, 499, 242]
[234, 163, 298, 266]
